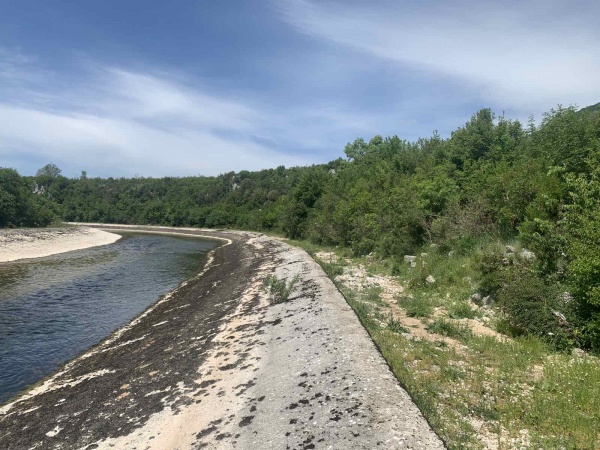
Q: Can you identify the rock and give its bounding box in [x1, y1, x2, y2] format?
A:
[471, 293, 482, 303]
[572, 348, 586, 358]
[410, 261, 417, 268]
[561, 291, 574, 303]
[448, 250, 455, 257]
[553, 310, 569, 326]
[505, 245, 516, 254]
[420, 252, 428, 258]
[425, 275, 436, 284]
[482, 295, 492, 307]
[519, 249, 535, 260]
[404, 255, 416, 264]
[429, 243, 438, 248]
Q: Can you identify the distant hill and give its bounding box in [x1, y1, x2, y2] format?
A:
[578, 102, 600, 115]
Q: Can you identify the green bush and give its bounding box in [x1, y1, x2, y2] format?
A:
[475, 250, 509, 296]
[320, 260, 344, 278]
[496, 274, 573, 350]
[262, 274, 300, 305]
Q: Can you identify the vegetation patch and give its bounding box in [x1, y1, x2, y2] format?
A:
[262, 274, 300, 305]
[427, 318, 472, 341]
[296, 241, 600, 449]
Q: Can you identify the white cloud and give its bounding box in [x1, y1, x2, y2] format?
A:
[277, 0, 600, 111]
[0, 48, 416, 176]
[0, 55, 313, 177]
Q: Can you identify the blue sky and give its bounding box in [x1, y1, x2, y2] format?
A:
[1, 0, 599, 177]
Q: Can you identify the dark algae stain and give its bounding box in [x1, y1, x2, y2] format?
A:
[238, 416, 254, 427]
[0, 228, 255, 450]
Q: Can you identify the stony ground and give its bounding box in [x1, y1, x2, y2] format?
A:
[0, 226, 443, 450]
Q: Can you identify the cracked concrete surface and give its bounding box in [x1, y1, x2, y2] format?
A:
[0, 226, 444, 449]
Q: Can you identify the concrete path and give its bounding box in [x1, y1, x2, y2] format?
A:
[0, 226, 444, 449]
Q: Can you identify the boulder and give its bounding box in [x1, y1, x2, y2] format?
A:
[404, 255, 417, 263]
[470, 293, 482, 303]
[425, 275, 436, 284]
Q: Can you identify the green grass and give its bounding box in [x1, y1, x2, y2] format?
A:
[427, 318, 473, 341]
[386, 314, 408, 334]
[448, 301, 478, 319]
[397, 292, 437, 317]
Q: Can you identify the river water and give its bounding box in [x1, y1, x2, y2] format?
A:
[0, 232, 218, 405]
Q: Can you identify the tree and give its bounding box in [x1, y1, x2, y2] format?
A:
[36, 163, 62, 178]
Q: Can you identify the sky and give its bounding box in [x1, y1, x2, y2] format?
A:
[1, 0, 599, 178]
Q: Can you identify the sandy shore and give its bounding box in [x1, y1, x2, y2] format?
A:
[0, 227, 121, 263]
[0, 225, 443, 449]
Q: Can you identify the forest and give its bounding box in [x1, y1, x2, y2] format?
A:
[1, 103, 599, 351]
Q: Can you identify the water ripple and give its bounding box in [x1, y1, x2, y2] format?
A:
[0, 232, 217, 404]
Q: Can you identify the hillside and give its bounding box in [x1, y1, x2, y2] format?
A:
[3, 104, 600, 353]
[579, 101, 600, 115]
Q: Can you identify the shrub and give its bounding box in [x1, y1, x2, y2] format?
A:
[475, 250, 508, 296]
[262, 274, 300, 305]
[496, 274, 573, 350]
[321, 261, 344, 278]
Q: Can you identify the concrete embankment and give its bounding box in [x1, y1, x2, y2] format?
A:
[0, 227, 121, 262]
[0, 226, 444, 449]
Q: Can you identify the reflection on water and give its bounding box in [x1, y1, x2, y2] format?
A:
[0, 232, 218, 404]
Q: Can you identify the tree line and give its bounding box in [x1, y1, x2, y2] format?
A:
[1, 103, 599, 350]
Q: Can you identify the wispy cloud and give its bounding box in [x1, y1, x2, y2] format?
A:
[1, 47, 416, 177]
[277, 0, 600, 111]
[0, 51, 318, 177]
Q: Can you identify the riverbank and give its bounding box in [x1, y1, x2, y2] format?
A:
[0, 225, 443, 449]
[0, 227, 121, 262]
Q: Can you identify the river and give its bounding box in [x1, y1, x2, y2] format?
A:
[0, 232, 218, 404]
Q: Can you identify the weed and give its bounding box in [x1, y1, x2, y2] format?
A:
[321, 261, 344, 278]
[398, 293, 436, 317]
[386, 314, 408, 334]
[363, 285, 385, 305]
[448, 301, 477, 319]
[262, 274, 300, 305]
[427, 318, 472, 341]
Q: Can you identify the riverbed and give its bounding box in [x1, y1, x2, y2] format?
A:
[0, 226, 443, 450]
[0, 232, 218, 404]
